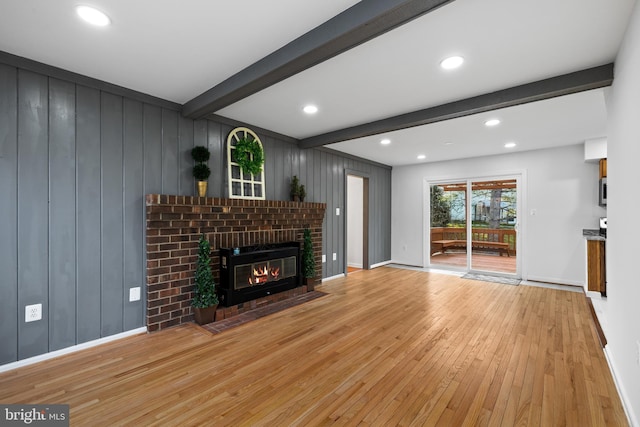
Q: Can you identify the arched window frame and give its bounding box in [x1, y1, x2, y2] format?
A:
[226, 127, 266, 200]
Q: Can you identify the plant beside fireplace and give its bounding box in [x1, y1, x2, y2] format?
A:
[192, 234, 219, 325]
[191, 145, 211, 197]
[302, 228, 315, 290]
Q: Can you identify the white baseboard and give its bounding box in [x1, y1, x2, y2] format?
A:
[0, 327, 147, 374]
[370, 260, 392, 269]
[348, 262, 363, 269]
[322, 273, 345, 282]
[604, 346, 638, 427]
[525, 275, 583, 287]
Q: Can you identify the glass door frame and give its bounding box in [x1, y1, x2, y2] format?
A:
[424, 172, 524, 278]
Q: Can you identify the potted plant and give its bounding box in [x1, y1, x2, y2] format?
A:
[192, 234, 219, 325]
[299, 184, 306, 202]
[302, 228, 315, 291]
[191, 146, 211, 197]
[290, 176, 306, 202]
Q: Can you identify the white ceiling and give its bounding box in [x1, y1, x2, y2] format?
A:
[0, 0, 635, 166]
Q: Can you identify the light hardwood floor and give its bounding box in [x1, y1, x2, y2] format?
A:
[0, 267, 628, 426]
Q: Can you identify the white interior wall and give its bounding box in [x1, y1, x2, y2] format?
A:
[391, 144, 606, 285]
[347, 175, 364, 268]
[603, 0, 640, 423]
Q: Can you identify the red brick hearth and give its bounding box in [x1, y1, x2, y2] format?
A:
[145, 195, 326, 332]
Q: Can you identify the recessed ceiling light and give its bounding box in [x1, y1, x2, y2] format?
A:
[76, 5, 111, 26]
[303, 105, 318, 114]
[440, 56, 464, 70]
[417, 154, 426, 160]
[444, 141, 454, 146]
[380, 139, 391, 145]
[504, 142, 517, 148]
[485, 118, 501, 127]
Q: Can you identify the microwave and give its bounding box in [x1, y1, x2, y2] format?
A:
[599, 178, 607, 207]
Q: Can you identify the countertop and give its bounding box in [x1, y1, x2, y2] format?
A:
[583, 229, 606, 241]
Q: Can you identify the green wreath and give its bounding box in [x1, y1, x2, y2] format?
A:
[234, 137, 264, 175]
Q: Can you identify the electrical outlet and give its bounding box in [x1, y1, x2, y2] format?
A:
[322, 254, 326, 263]
[333, 253, 337, 261]
[25, 304, 42, 322]
[129, 287, 141, 302]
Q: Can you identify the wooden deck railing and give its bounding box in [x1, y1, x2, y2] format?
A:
[431, 227, 517, 254]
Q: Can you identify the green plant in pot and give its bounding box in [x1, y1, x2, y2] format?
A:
[192, 234, 219, 325]
[302, 228, 315, 291]
[191, 146, 211, 197]
[290, 175, 306, 202]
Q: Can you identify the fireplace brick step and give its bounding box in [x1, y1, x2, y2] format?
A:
[201, 291, 326, 334]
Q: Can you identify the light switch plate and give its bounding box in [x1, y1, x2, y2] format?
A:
[333, 253, 337, 261]
[129, 287, 141, 302]
[322, 254, 326, 263]
[336, 208, 340, 216]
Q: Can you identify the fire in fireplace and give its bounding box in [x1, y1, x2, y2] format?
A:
[219, 242, 301, 306]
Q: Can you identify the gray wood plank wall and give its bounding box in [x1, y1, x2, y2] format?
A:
[0, 60, 391, 365]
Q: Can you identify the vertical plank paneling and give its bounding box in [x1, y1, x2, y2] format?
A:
[1, 59, 393, 364]
[324, 151, 332, 276]
[123, 99, 144, 330]
[48, 78, 77, 351]
[333, 155, 342, 275]
[207, 121, 223, 197]
[143, 104, 162, 195]
[17, 70, 49, 359]
[274, 140, 285, 201]
[76, 85, 101, 343]
[178, 117, 194, 196]
[370, 168, 379, 263]
[0, 64, 18, 364]
[161, 109, 179, 195]
[384, 169, 392, 261]
[313, 149, 321, 205]
[299, 149, 308, 200]
[263, 136, 276, 200]
[284, 142, 294, 198]
[100, 92, 124, 337]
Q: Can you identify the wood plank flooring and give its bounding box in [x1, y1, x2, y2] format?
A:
[0, 267, 628, 426]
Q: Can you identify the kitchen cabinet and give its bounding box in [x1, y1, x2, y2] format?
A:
[587, 239, 606, 296]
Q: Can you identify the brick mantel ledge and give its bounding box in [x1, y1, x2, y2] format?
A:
[145, 195, 326, 332]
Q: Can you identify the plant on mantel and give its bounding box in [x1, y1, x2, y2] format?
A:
[302, 228, 315, 291]
[290, 175, 306, 202]
[191, 145, 211, 197]
[192, 234, 219, 325]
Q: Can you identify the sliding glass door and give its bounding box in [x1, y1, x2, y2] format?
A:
[429, 176, 519, 276]
[429, 182, 468, 271]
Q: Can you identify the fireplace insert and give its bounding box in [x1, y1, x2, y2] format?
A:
[218, 242, 301, 306]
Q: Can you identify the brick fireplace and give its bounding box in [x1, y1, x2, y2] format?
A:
[145, 195, 326, 332]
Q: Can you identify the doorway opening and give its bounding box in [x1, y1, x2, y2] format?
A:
[428, 176, 520, 277]
[346, 173, 369, 275]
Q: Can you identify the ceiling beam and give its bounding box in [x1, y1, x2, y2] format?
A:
[182, 0, 455, 119]
[298, 63, 614, 149]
